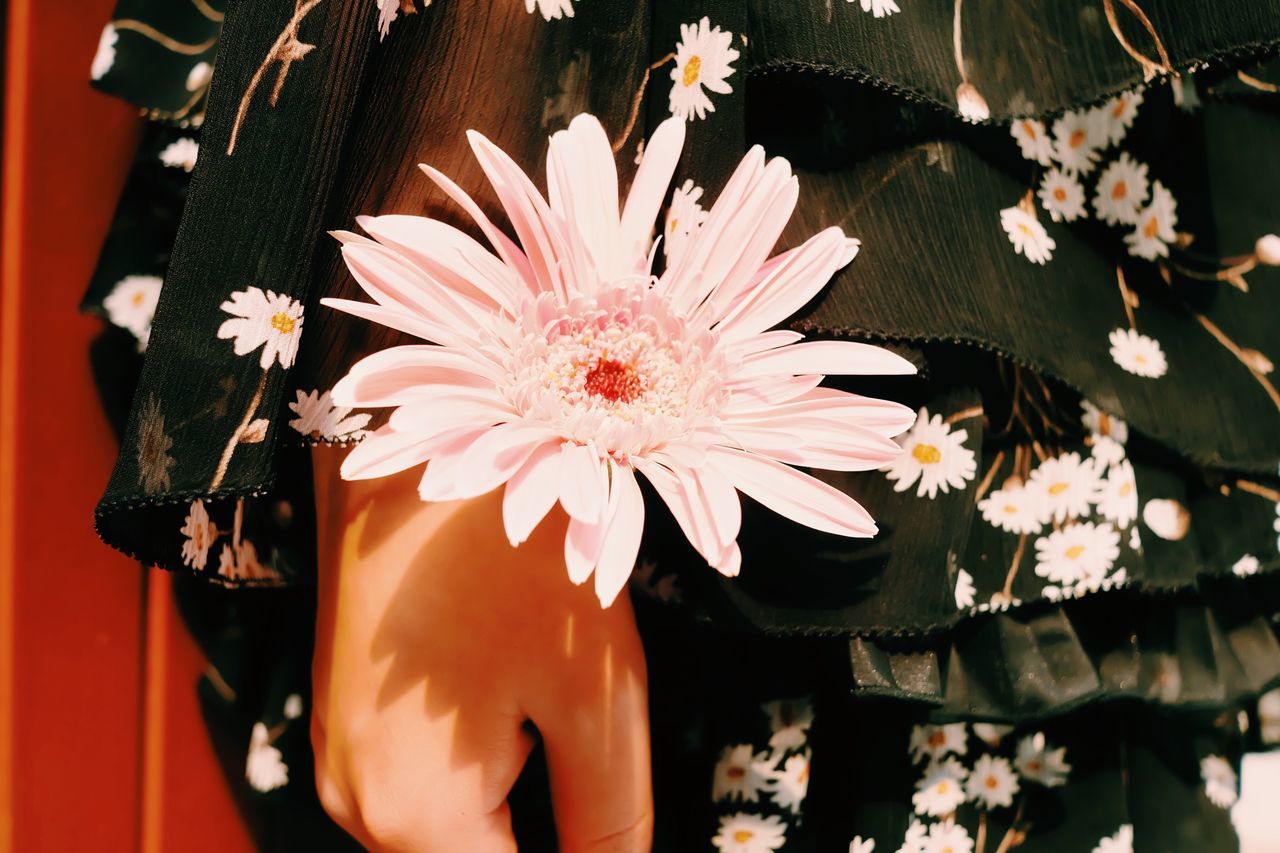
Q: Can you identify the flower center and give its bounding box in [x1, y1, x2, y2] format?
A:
[1112, 180, 1128, 200]
[1048, 482, 1069, 496]
[1022, 120, 1037, 139]
[1143, 216, 1159, 238]
[727, 765, 745, 780]
[1065, 544, 1085, 559]
[985, 776, 999, 789]
[912, 443, 942, 465]
[584, 359, 643, 403]
[1069, 129, 1086, 149]
[1120, 482, 1133, 496]
[132, 291, 146, 307]
[271, 311, 296, 334]
[733, 831, 754, 843]
[1113, 97, 1127, 118]
[1053, 187, 1067, 202]
[936, 781, 950, 794]
[928, 730, 948, 748]
[683, 55, 701, 87]
[1017, 223, 1034, 237]
[1004, 504, 1018, 514]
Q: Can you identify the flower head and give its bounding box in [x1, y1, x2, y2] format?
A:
[1015, 733, 1071, 786]
[526, 0, 576, 20]
[713, 744, 773, 803]
[954, 568, 976, 608]
[91, 24, 118, 80]
[288, 389, 372, 441]
[217, 287, 304, 370]
[1011, 118, 1054, 166]
[853, 0, 901, 17]
[104, 274, 163, 349]
[908, 723, 969, 764]
[246, 722, 288, 792]
[670, 18, 740, 120]
[1093, 825, 1134, 853]
[923, 819, 973, 853]
[1000, 204, 1055, 264]
[325, 114, 916, 605]
[1033, 520, 1120, 586]
[159, 138, 200, 173]
[1109, 328, 1167, 378]
[1038, 169, 1086, 222]
[1095, 459, 1138, 528]
[966, 754, 1020, 809]
[979, 482, 1045, 535]
[1094, 153, 1149, 226]
[712, 813, 787, 853]
[762, 698, 814, 752]
[913, 756, 968, 816]
[765, 752, 811, 814]
[180, 499, 219, 570]
[1052, 109, 1104, 176]
[882, 407, 977, 499]
[1096, 90, 1144, 146]
[1124, 180, 1177, 260]
[665, 179, 709, 263]
[1028, 451, 1099, 523]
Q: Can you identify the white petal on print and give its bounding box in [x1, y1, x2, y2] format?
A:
[526, 0, 576, 21]
[1051, 109, 1104, 176]
[881, 407, 977, 499]
[186, 61, 213, 92]
[1201, 755, 1239, 809]
[1093, 153, 1149, 226]
[849, 837, 876, 853]
[1092, 824, 1134, 853]
[669, 17, 741, 121]
[1097, 88, 1144, 147]
[765, 752, 811, 815]
[1232, 554, 1260, 578]
[288, 389, 372, 441]
[712, 745, 773, 803]
[1000, 205, 1055, 264]
[856, 0, 900, 18]
[180, 499, 218, 571]
[1015, 732, 1071, 786]
[912, 757, 968, 817]
[91, 24, 118, 80]
[159, 137, 200, 173]
[956, 83, 990, 123]
[245, 722, 288, 792]
[1108, 328, 1168, 378]
[103, 274, 163, 347]
[1124, 180, 1178, 261]
[711, 812, 788, 853]
[954, 568, 976, 608]
[1011, 118, 1055, 166]
[1037, 168, 1087, 222]
[216, 287, 304, 371]
[965, 754, 1020, 809]
[239, 419, 270, 444]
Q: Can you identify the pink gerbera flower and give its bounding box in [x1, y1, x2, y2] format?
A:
[325, 114, 916, 606]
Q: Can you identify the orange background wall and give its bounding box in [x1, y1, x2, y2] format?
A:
[1, 1, 252, 850]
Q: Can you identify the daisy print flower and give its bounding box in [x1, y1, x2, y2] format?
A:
[669, 18, 740, 121]
[1097, 89, 1144, 146]
[1093, 825, 1134, 853]
[1095, 459, 1138, 528]
[288, 389, 372, 441]
[91, 23, 118, 80]
[664, 179, 709, 263]
[1033, 520, 1120, 585]
[1093, 153, 1149, 226]
[978, 483, 1045, 535]
[954, 568, 976, 608]
[912, 757, 968, 817]
[218, 287, 304, 371]
[1124, 180, 1178, 260]
[1015, 733, 1071, 786]
[1090, 435, 1126, 470]
[1082, 400, 1128, 444]
[1232, 554, 1260, 577]
[923, 819, 972, 853]
[180, 499, 219, 570]
[159, 138, 200, 173]
[1052, 109, 1104, 176]
[762, 698, 814, 752]
[966, 754, 1019, 809]
[1028, 451, 1099, 523]
[1200, 755, 1238, 808]
[972, 723, 1012, 748]
[713, 744, 773, 803]
[1000, 204, 1055, 264]
[766, 752, 810, 815]
[1109, 328, 1168, 378]
[882, 408, 976, 499]
[852, 0, 901, 17]
[526, 0, 576, 20]
[103, 274, 163, 349]
[908, 723, 969, 764]
[849, 837, 876, 853]
[712, 813, 787, 853]
[1010, 118, 1054, 166]
[1037, 169, 1086, 222]
[246, 722, 288, 792]
[324, 114, 917, 606]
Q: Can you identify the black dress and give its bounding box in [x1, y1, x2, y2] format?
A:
[85, 0, 1280, 849]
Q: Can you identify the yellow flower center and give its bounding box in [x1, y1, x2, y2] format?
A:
[733, 831, 754, 843]
[928, 730, 948, 747]
[985, 775, 999, 789]
[727, 765, 745, 780]
[1048, 482, 1069, 496]
[1004, 504, 1018, 514]
[1022, 120, 1037, 139]
[1120, 482, 1133, 496]
[912, 443, 942, 465]
[1017, 223, 1034, 237]
[1053, 187, 1067, 202]
[1112, 97, 1127, 118]
[683, 55, 701, 87]
[936, 780, 950, 794]
[1112, 180, 1128, 200]
[1069, 129, 1086, 149]
[132, 291, 146, 307]
[1065, 544, 1085, 559]
[1143, 216, 1159, 238]
[271, 311, 296, 334]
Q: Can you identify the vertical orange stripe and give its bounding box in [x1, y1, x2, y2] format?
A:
[140, 569, 171, 853]
[0, 0, 33, 847]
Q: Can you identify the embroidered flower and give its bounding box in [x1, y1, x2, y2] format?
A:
[1034, 521, 1120, 586]
[966, 754, 1019, 809]
[1000, 205, 1055, 264]
[909, 723, 969, 764]
[1051, 109, 1104, 176]
[1109, 328, 1167, 378]
[922, 819, 972, 853]
[978, 483, 1044, 535]
[851, 0, 901, 16]
[324, 114, 915, 606]
[180, 499, 219, 570]
[1232, 554, 1260, 577]
[713, 813, 787, 853]
[1038, 169, 1086, 222]
[1124, 180, 1177, 260]
[1096, 89, 1143, 146]
[91, 24, 118, 80]
[1200, 755, 1238, 808]
[1095, 459, 1138, 528]
[955, 83, 990, 123]
[217, 287, 304, 370]
[1092, 825, 1134, 853]
[246, 722, 288, 792]
[713, 744, 773, 803]
[669, 18, 740, 120]
[1011, 118, 1054, 166]
[762, 698, 814, 753]
[103, 274, 163, 349]
[1082, 400, 1128, 444]
[664, 179, 709, 263]
[526, 0, 575, 20]
[1028, 451, 1098, 523]
[954, 568, 976, 608]
[1142, 498, 1189, 541]
[1093, 153, 1149, 226]
[288, 389, 372, 441]
[137, 394, 176, 494]
[912, 757, 968, 816]
[766, 752, 810, 815]
[882, 408, 976, 499]
[1015, 733, 1071, 786]
[159, 138, 200, 173]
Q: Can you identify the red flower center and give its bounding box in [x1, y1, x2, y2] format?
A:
[584, 359, 643, 403]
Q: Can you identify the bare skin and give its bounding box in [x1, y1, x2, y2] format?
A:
[310, 447, 653, 851]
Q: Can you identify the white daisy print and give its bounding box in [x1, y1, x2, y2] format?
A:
[852, 0, 901, 16]
[1200, 755, 1238, 808]
[103, 274, 163, 348]
[91, 24, 118, 80]
[1097, 89, 1144, 146]
[1095, 459, 1138, 528]
[909, 723, 969, 764]
[288, 389, 372, 441]
[669, 18, 740, 121]
[1093, 153, 1149, 226]
[898, 821, 928, 853]
[1028, 451, 1099, 523]
[1082, 400, 1128, 444]
[180, 499, 219, 570]
[971, 723, 1013, 747]
[1010, 118, 1054, 166]
[923, 819, 973, 853]
[882, 408, 977, 498]
[1052, 109, 1104, 176]
[713, 744, 773, 803]
[1034, 521, 1120, 586]
[217, 538, 278, 583]
[1092, 824, 1134, 853]
[246, 722, 288, 792]
[766, 752, 810, 815]
[850, 837, 876, 853]
[1015, 733, 1071, 787]
[978, 483, 1045, 535]
[712, 813, 787, 853]
[1129, 524, 1142, 551]
[1038, 169, 1086, 222]
[217, 287, 304, 370]
[954, 568, 976, 608]
[526, 0, 576, 20]
[1090, 435, 1126, 470]
[912, 757, 968, 817]
[1232, 554, 1260, 577]
[185, 61, 213, 92]
[1000, 205, 1055, 264]
[965, 754, 1019, 809]
[1142, 498, 1190, 541]
[762, 698, 814, 753]
[664, 179, 709, 263]
[1109, 328, 1168, 378]
[1124, 180, 1177, 260]
[159, 138, 200, 173]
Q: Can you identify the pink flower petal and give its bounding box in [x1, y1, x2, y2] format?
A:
[502, 441, 564, 546]
[735, 340, 917, 379]
[414, 428, 490, 501]
[619, 116, 685, 268]
[564, 517, 606, 585]
[386, 391, 512, 435]
[340, 425, 465, 481]
[320, 297, 457, 346]
[593, 462, 645, 607]
[558, 442, 608, 523]
[342, 242, 489, 332]
[423, 421, 553, 502]
[634, 456, 739, 569]
[725, 387, 917, 437]
[547, 115, 620, 282]
[716, 541, 742, 578]
[330, 345, 502, 408]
